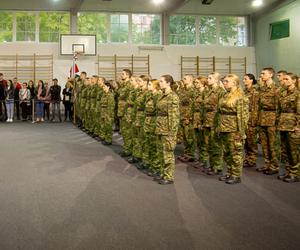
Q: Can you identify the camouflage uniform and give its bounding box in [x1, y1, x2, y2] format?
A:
[80, 83, 88, 128]
[117, 81, 130, 152]
[258, 82, 280, 172]
[178, 87, 195, 159]
[244, 86, 259, 167]
[143, 92, 161, 173]
[93, 85, 104, 137]
[74, 79, 83, 124]
[277, 87, 300, 177]
[192, 87, 208, 165]
[155, 89, 180, 181]
[89, 84, 99, 133]
[217, 90, 249, 178]
[99, 90, 115, 144]
[122, 85, 137, 155]
[132, 89, 148, 160]
[203, 85, 225, 172]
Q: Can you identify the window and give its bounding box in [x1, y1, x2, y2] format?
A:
[78, 12, 108, 43]
[199, 16, 217, 45]
[16, 12, 36, 41]
[39, 12, 70, 42]
[110, 14, 128, 43]
[132, 14, 160, 44]
[219, 16, 246, 46]
[169, 15, 196, 45]
[0, 12, 13, 42]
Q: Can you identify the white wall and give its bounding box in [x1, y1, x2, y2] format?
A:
[255, 0, 300, 74]
[0, 42, 256, 84]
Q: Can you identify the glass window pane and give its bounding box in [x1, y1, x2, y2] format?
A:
[16, 12, 36, 41]
[132, 14, 161, 44]
[110, 14, 128, 43]
[78, 12, 108, 43]
[39, 12, 70, 42]
[199, 16, 217, 45]
[0, 12, 13, 42]
[169, 15, 196, 45]
[219, 16, 242, 46]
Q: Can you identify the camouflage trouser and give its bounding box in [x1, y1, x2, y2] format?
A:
[194, 128, 208, 164]
[259, 126, 280, 171]
[181, 121, 195, 158]
[142, 132, 162, 173]
[156, 134, 177, 181]
[280, 131, 300, 176]
[121, 119, 133, 154]
[177, 125, 183, 143]
[132, 126, 144, 159]
[93, 112, 101, 136]
[203, 127, 223, 171]
[100, 115, 114, 143]
[82, 109, 88, 128]
[219, 132, 244, 177]
[244, 126, 258, 166]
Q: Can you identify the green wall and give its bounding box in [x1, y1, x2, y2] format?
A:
[255, 0, 300, 74]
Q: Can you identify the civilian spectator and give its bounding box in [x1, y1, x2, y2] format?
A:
[50, 78, 61, 122]
[19, 82, 31, 121]
[43, 82, 51, 121]
[62, 80, 74, 121]
[0, 73, 8, 121]
[5, 80, 15, 122]
[35, 80, 46, 123]
[13, 77, 22, 120]
[27, 80, 35, 120]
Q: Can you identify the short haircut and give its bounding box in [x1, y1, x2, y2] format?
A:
[162, 74, 174, 84]
[0, 73, 3, 76]
[81, 72, 87, 76]
[277, 70, 287, 74]
[263, 67, 275, 75]
[122, 69, 132, 77]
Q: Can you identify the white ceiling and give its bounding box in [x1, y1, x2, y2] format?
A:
[0, 0, 283, 15]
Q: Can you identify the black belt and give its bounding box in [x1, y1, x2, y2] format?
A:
[206, 109, 216, 112]
[261, 108, 276, 111]
[137, 108, 144, 111]
[101, 105, 108, 108]
[282, 109, 296, 113]
[220, 111, 237, 115]
[127, 104, 134, 108]
[146, 113, 156, 117]
[157, 113, 168, 116]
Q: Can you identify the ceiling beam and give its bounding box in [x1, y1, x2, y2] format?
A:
[71, 0, 85, 12]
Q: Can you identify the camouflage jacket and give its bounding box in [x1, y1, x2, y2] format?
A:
[155, 89, 180, 136]
[100, 91, 115, 123]
[192, 88, 205, 129]
[124, 86, 137, 123]
[89, 85, 99, 111]
[258, 82, 279, 127]
[244, 86, 259, 127]
[178, 87, 194, 123]
[277, 87, 300, 131]
[117, 81, 130, 118]
[79, 85, 88, 110]
[216, 90, 249, 138]
[95, 86, 104, 113]
[203, 85, 225, 128]
[134, 89, 148, 128]
[144, 92, 160, 134]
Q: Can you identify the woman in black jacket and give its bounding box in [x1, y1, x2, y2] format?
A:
[5, 80, 15, 122]
[62, 81, 74, 121]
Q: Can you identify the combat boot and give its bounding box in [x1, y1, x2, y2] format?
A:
[283, 176, 299, 183]
[225, 176, 241, 184]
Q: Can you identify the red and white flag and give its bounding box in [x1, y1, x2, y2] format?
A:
[70, 63, 79, 78]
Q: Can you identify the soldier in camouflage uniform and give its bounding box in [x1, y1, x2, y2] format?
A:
[202, 72, 225, 175]
[93, 77, 105, 139]
[79, 77, 90, 130]
[243, 74, 259, 168]
[99, 81, 115, 145]
[155, 75, 180, 185]
[117, 69, 132, 156]
[256, 68, 281, 175]
[277, 73, 300, 183]
[122, 76, 138, 158]
[217, 74, 249, 184]
[142, 79, 162, 176]
[177, 74, 196, 162]
[75, 72, 86, 127]
[192, 76, 208, 168]
[128, 75, 149, 164]
[88, 75, 99, 135]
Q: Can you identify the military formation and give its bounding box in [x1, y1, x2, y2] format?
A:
[73, 68, 300, 185]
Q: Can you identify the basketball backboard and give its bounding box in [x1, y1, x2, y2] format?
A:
[60, 34, 97, 56]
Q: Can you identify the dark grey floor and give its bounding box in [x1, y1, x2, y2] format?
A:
[0, 122, 299, 250]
